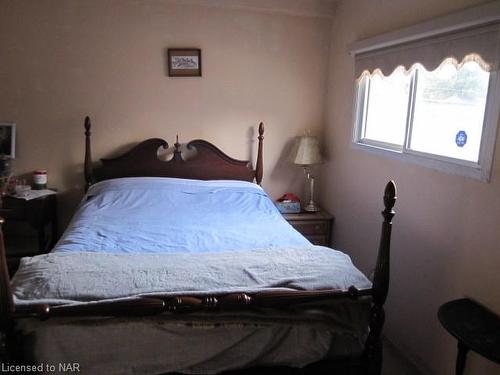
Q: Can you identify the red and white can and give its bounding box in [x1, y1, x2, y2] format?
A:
[33, 169, 47, 190]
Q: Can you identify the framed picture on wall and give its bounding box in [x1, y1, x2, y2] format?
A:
[0, 123, 16, 158]
[168, 48, 202, 77]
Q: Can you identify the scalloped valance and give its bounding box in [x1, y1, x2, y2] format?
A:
[355, 53, 491, 81]
[353, 22, 500, 78]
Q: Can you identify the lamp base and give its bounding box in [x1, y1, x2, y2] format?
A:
[304, 201, 320, 212]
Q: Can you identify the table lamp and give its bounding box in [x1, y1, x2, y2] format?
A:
[289, 135, 323, 212]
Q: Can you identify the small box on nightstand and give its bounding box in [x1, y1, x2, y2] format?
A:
[275, 200, 301, 214]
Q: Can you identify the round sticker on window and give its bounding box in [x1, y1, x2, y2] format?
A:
[455, 130, 467, 147]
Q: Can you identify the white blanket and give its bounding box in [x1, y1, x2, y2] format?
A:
[12, 246, 371, 305]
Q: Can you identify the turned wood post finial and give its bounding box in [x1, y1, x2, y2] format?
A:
[84, 116, 94, 191]
[175, 134, 180, 150]
[383, 180, 397, 223]
[84, 116, 91, 135]
[256, 122, 264, 185]
[173, 134, 183, 161]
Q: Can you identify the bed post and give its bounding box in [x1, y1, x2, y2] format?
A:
[0, 218, 14, 330]
[0, 218, 15, 363]
[364, 180, 397, 375]
[255, 122, 264, 185]
[84, 116, 94, 191]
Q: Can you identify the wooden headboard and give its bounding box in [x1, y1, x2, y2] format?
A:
[83, 117, 264, 190]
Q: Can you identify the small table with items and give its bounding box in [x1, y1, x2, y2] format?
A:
[0, 193, 58, 276]
[282, 210, 334, 246]
[438, 298, 500, 375]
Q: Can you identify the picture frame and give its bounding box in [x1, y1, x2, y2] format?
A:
[168, 48, 202, 77]
[0, 123, 16, 158]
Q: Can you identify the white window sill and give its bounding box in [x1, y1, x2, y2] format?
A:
[352, 141, 490, 182]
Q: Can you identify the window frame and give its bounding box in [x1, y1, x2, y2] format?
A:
[352, 66, 500, 182]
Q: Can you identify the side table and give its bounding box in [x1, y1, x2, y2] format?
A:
[438, 298, 500, 375]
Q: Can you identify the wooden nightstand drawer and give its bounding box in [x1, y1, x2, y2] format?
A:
[289, 221, 328, 235]
[282, 210, 334, 246]
[306, 235, 329, 246]
[0, 206, 26, 220]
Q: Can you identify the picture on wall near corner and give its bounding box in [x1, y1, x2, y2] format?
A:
[0, 123, 15, 158]
[168, 48, 202, 77]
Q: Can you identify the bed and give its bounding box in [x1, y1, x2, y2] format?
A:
[0, 117, 397, 375]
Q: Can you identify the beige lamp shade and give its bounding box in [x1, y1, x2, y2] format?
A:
[289, 135, 323, 165]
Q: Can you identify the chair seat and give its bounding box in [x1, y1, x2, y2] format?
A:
[438, 298, 500, 364]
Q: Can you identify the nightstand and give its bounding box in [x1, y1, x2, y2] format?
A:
[283, 210, 334, 246]
[0, 194, 58, 276]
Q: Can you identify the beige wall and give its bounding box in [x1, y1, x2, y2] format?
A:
[0, 0, 333, 226]
[321, 0, 500, 374]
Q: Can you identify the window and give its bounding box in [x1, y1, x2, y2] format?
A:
[350, 5, 500, 181]
[355, 57, 492, 162]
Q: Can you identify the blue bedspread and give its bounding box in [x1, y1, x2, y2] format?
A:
[53, 177, 310, 253]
